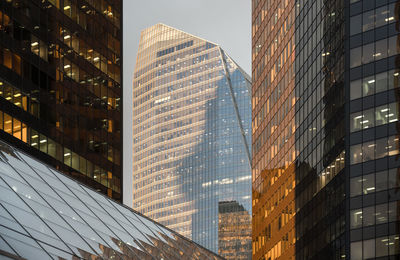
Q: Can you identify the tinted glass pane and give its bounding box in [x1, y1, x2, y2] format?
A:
[350, 15, 362, 35]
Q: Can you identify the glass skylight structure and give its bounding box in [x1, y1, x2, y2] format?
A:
[0, 140, 222, 260]
[133, 24, 252, 253]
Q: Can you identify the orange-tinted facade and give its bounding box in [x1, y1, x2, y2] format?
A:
[252, 0, 348, 258]
[251, 0, 296, 259]
[218, 201, 252, 259]
[253, 0, 400, 259]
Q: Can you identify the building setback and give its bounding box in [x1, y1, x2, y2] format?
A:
[133, 23, 252, 254]
[0, 0, 122, 201]
[0, 139, 223, 260]
[252, 0, 400, 259]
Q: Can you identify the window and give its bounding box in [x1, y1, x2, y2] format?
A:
[388, 168, 399, 189]
[39, 135, 47, 153]
[362, 10, 374, 32]
[351, 70, 399, 100]
[350, 136, 399, 164]
[375, 39, 387, 60]
[389, 70, 400, 90]
[387, 136, 399, 157]
[351, 144, 362, 164]
[376, 203, 388, 224]
[350, 47, 361, 68]
[350, 209, 362, 228]
[351, 241, 362, 260]
[350, 36, 398, 68]
[376, 236, 388, 257]
[363, 107, 374, 129]
[3, 113, 11, 134]
[362, 43, 374, 64]
[389, 235, 400, 255]
[375, 105, 389, 126]
[375, 6, 388, 28]
[350, 14, 362, 35]
[375, 71, 388, 93]
[350, 79, 362, 100]
[363, 239, 375, 259]
[388, 36, 398, 57]
[375, 137, 388, 159]
[388, 201, 398, 222]
[376, 170, 388, 191]
[350, 111, 363, 132]
[350, 176, 362, 197]
[362, 76, 375, 97]
[362, 173, 375, 195]
[362, 141, 375, 161]
[3, 48, 12, 69]
[64, 147, 71, 166]
[363, 206, 375, 226]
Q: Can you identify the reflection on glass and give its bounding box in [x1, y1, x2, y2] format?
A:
[350, 70, 400, 100]
[0, 140, 223, 259]
[132, 24, 251, 252]
[350, 136, 399, 164]
[350, 36, 398, 68]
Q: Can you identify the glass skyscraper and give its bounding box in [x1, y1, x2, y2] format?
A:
[0, 0, 122, 201]
[133, 24, 252, 254]
[0, 139, 222, 260]
[252, 0, 400, 259]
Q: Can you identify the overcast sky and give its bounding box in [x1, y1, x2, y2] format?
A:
[122, 0, 251, 206]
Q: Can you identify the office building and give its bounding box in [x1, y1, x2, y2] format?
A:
[218, 201, 252, 259]
[0, 0, 122, 201]
[133, 23, 252, 253]
[252, 0, 399, 259]
[0, 139, 222, 260]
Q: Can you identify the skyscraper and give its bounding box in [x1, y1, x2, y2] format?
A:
[252, 0, 400, 259]
[133, 23, 252, 254]
[0, 0, 122, 201]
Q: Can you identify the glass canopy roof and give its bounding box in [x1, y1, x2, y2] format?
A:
[0, 140, 223, 260]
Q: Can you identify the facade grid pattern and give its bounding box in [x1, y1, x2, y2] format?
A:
[253, 0, 400, 259]
[0, 0, 122, 201]
[133, 24, 252, 254]
[0, 139, 222, 260]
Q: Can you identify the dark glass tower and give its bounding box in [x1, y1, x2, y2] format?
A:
[0, 0, 122, 201]
[252, 0, 400, 259]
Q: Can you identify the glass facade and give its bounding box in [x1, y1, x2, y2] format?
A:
[133, 24, 252, 253]
[218, 201, 252, 259]
[252, 0, 297, 258]
[253, 0, 400, 259]
[0, 0, 122, 201]
[0, 140, 222, 260]
[348, 0, 400, 259]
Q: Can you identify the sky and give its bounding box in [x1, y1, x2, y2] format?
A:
[122, 0, 251, 206]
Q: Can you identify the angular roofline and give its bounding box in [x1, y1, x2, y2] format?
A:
[143, 23, 220, 47]
[0, 138, 225, 259]
[222, 49, 252, 83]
[140, 23, 252, 83]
